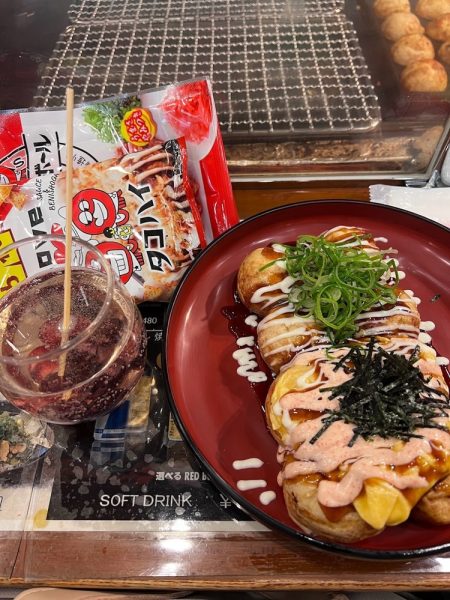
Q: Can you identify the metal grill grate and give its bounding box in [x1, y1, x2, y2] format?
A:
[67, 0, 346, 23]
[35, 3, 381, 136]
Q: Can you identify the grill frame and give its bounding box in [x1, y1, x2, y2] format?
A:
[67, 0, 346, 23]
[34, 0, 381, 138]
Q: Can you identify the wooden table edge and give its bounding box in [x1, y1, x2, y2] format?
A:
[2, 577, 450, 591]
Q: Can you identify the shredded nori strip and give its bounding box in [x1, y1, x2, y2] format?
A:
[311, 339, 450, 446]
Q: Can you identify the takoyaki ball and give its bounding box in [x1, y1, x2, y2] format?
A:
[391, 34, 435, 66]
[374, 0, 410, 19]
[257, 304, 327, 374]
[416, 0, 450, 20]
[382, 12, 425, 41]
[283, 474, 379, 543]
[401, 59, 448, 91]
[413, 475, 450, 524]
[438, 40, 450, 63]
[426, 13, 450, 40]
[237, 246, 288, 316]
[354, 290, 421, 342]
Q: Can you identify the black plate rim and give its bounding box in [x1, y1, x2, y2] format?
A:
[163, 199, 450, 560]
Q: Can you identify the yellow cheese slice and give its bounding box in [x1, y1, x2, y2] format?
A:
[271, 365, 316, 403]
[353, 471, 447, 530]
[268, 365, 316, 436]
[353, 478, 411, 529]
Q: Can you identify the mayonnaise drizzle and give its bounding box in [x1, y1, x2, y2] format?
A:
[237, 479, 267, 491]
[233, 458, 264, 470]
[418, 332, 432, 344]
[405, 290, 422, 305]
[272, 243, 286, 254]
[258, 304, 327, 358]
[233, 462, 272, 504]
[259, 491, 276, 505]
[244, 314, 259, 328]
[237, 336, 255, 347]
[250, 275, 297, 308]
[232, 345, 268, 383]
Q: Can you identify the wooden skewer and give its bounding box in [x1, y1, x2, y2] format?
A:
[58, 86, 74, 379]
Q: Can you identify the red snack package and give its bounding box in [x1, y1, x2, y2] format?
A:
[160, 80, 213, 144]
[0, 79, 239, 244]
[0, 137, 204, 302]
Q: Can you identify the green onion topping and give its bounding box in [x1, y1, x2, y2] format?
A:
[311, 340, 449, 447]
[281, 234, 398, 343]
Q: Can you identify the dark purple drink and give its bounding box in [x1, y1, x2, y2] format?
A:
[0, 267, 147, 424]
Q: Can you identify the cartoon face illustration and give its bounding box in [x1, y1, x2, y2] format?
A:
[87, 241, 142, 284]
[72, 189, 129, 236]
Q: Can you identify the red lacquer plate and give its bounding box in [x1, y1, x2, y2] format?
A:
[164, 201, 450, 559]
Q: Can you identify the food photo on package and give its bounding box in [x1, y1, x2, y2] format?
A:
[0, 79, 239, 301]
